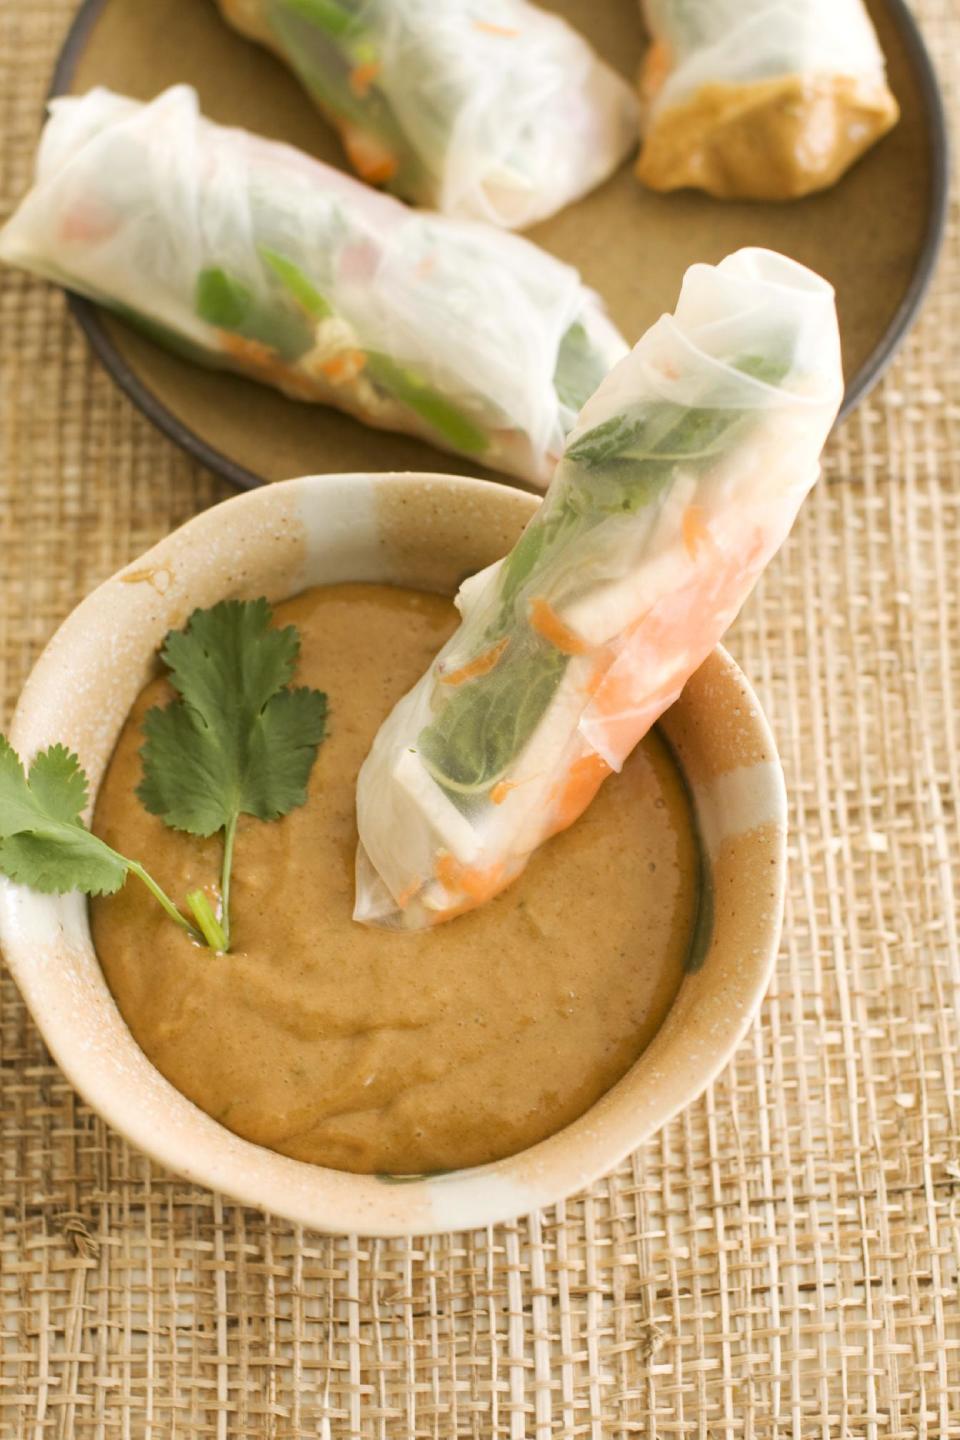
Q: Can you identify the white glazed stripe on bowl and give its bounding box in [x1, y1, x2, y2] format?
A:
[0, 472, 786, 1236]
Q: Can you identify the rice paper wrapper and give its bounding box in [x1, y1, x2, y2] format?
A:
[642, 0, 890, 109]
[218, 0, 639, 227]
[355, 248, 844, 929]
[0, 85, 626, 487]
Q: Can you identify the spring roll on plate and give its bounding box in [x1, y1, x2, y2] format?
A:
[355, 247, 843, 929]
[636, 0, 899, 199]
[0, 86, 627, 488]
[216, 0, 638, 227]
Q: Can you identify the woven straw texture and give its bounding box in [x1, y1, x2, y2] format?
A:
[2, 2, 960, 1435]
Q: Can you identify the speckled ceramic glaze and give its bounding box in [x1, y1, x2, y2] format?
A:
[0, 473, 787, 1235]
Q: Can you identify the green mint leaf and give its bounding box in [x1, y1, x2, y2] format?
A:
[365, 353, 489, 456]
[0, 737, 126, 895]
[419, 638, 567, 797]
[195, 266, 315, 361]
[553, 320, 610, 414]
[137, 599, 328, 835]
[259, 247, 332, 320]
[279, 0, 361, 39]
[417, 345, 798, 811]
[196, 267, 252, 330]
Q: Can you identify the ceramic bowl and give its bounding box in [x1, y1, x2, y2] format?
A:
[0, 472, 787, 1235]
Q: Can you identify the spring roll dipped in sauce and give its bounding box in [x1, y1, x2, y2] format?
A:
[0, 86, 626, 488]
[355, 248, 843, 929]
[216, 0, 638, 227]
[636, 0, 899, 200]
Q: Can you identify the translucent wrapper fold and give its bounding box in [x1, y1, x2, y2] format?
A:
[355, 248, 843, 929]
[217, 0, 639, 227]
[0, 86, 627, 488]
[636, 0, 899, 199]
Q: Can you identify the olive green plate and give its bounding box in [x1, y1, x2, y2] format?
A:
[51, 0, 947, 489]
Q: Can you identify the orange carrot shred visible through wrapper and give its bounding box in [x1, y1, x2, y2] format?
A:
[439, 636, 510, 686]
[474, 20, 520, 37]
[349, 61, 382, 98]
[682, 504, 712, 558]
[528, 598, 590, 655]
[340, 122, 398, 184]
[352, 249, 843, 931]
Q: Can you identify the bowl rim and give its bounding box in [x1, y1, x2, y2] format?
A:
[46, 0, 950, 492]
[0, 471, 787, 1234]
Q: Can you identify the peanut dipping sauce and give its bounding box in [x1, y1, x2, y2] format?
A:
[92, 584, 699, 1176]
[637, 75, 899, 201]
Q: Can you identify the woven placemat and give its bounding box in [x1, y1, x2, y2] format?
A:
[2, 2, 959, 1435]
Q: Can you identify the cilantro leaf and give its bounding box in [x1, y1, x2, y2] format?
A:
[137, 598, 328, 949]
[0, 739, 125, 895]
[26, 743, 90, 822]
[137, 599, 328, 834]
[0, 830, 125, 896]
[0, 600, 328, 955]
[0, 736, 201, 938]
[241, 686, 329, 818]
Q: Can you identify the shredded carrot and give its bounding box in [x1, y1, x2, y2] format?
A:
[219, 331, 276, 368]
[435, 852, 506, 904]
[434, 852, 460, 891]
[490, 780, 516, 805]
[548, 753, 612, 834]
[439, 635, 510, 686]
[395, 878, 421, 909]
[584, 657, 613, 698]
[219, 332, 326, 399]
[349, 60, 382, 97]
[529, 597, 590, 655]
[682, 504, 712, 559]
[640, 38, 672, 101]
[340, 122, 399, 184]
[474, 20, 520, 36]
[428, 852, 529, 921]
[319, 349, 367, 384]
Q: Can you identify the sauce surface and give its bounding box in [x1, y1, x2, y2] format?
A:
[638, 75, 899, 200]
[92, 584, 699, 1175]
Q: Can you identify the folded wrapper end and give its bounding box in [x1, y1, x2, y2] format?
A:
[354, 842, 465, 931]
[353, 843, 409, 930]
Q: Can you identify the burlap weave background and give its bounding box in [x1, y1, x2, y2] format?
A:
[2, 2, 959, 1435]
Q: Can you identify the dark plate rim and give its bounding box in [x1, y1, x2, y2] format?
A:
[48, 0, 950, 493]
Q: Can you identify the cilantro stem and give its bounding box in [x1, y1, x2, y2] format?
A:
[219, 813, 238, 951]
[124, 859, 202, 943]
[186, 888, 228, 952]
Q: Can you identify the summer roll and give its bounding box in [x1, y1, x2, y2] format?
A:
[216, 0, 638, 227]
[0, 86, 627, 488]
[355, 247, 843, 929]
[636, 0, 899, 200]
